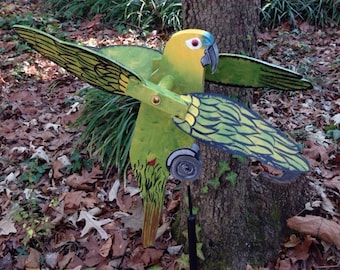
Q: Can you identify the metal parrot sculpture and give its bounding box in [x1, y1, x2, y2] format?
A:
[13, 25, 312, 247]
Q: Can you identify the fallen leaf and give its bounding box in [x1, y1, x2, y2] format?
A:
[66, 166, 103, 188]
[83, 234, 107, 267]
[332, 113, 340, 125]
[125, 186, 140, 197]
[78, 210, 112, 239]
[100, 237, 113, 257]
[45, 252, 59, 268]
[304, 140, 329, 163]
[287, 215, 340, 246]
[121, 200, 143, 231]
[283, 234, 301, 248]
[276, 258, 292, 270]
[58, 251, 76, 269]
[116, 190, 133, 212]
[52, 157, 68, 179]
[324, 175, 340, 190]
[25, 248, 41, 269]
[63, 191, 86, 210]
[30, 145, 50, 162]
[112, 230, 128, 257]
[0, 213, 17, 235]
[108, 179, 120, 201]
[156, 221, 170, 241]
[140, 248, 164, 266]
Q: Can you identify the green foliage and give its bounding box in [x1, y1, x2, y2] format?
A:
[73, 87, 139, 175]
[0, 4, 59, 31]
[176, 253, 190, 269]
[226, 171, 238, 188]
[326, 129, 340, 141]
[260, 0, 340, 29]
[65, 149, 93, 174]
[45, 0, 182, 33]
[41, 0, 338, 34]
[19, 158, 51, 185]
[12, 199, 54, 245]
[207, 160, 239, 189]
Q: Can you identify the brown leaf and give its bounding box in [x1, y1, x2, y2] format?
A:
[83, 235, 107, 267]
[286, 235, 312, 264]
[66, 166, 102, 189]
[112, 230, 128, 257]
[52, 158, 66, 179]
[121, 200, 144, 231]
[283, 234, 301, 248]
[116, 189, 133, 212]
[303, 141, 329, 163]
[276, 258, 292, 270]
[140, 248, 164, 266]
[25, 248, 41, 269]
[287, 215, 340, 246]
[100, 237, 112, 258]
[58, 251, 76, 269]
[324, 175, 340, 190]
[62, 191, 86, 210]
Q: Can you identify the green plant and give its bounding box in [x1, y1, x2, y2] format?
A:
[326, 128, 340, 141]
[207, 160, 239, 189]
[73, 87, 139, 175]
[44, 0, 182, 33]
[65, 149, 93, 174]
[260, 0, 340, 29]
[0, 3, 59, 31]
[12, 199, 54, 245]
[19, 158, 51, 185]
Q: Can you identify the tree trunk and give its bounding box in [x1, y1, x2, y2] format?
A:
[177, 1, 309, 269]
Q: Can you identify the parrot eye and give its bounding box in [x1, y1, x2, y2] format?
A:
[185, 38, 202, 50]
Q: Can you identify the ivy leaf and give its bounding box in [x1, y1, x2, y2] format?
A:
[326, 129, 340, 141]
[218, 161, 230, 176]
[226, 171, 238, 188]
[208, 177, 220, 189]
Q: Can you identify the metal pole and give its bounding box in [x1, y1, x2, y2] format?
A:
[166, 143, 201, 270]
[187, 184, 198, 270]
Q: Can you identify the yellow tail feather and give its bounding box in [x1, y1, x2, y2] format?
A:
[142, 201, 162, 247]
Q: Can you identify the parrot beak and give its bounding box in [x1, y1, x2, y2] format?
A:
[201, 42, 219, 74]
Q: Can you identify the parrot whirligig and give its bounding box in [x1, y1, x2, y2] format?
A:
[13, 25, 312, 247]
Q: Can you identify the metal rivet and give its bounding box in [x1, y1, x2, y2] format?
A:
[152, 95, 161, 105]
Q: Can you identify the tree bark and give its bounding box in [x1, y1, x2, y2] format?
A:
[177, 1, 309, 269]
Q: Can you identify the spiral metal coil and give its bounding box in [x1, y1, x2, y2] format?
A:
[166, 144, 202, 181]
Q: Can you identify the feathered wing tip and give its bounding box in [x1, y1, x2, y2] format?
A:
[206, 53, 313, 90]
[173, 93, 310, 175]
[13, 25, 142, 96]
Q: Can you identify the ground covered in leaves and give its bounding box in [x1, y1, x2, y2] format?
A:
[0, 1, 339, 270]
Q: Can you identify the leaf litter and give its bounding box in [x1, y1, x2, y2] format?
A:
[0, 1, 339, 269]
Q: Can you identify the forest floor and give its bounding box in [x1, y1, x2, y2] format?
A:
[0, 1, 339, 269]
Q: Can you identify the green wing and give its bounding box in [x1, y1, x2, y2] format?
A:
[98, 46, 162, 79]
[173, 93, 310, 173]
[13, 25, 143, 95]
[205, 53, 312, 90]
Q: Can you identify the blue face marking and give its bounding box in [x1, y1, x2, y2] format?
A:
[202, 32, 215, 48]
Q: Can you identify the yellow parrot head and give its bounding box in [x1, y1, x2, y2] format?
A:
[163, 29, 219, 75]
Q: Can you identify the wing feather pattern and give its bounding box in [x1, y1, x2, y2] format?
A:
[173, 93, 310, 173]
[13, 25, 143, 95]
[205, 53, 312, 90]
